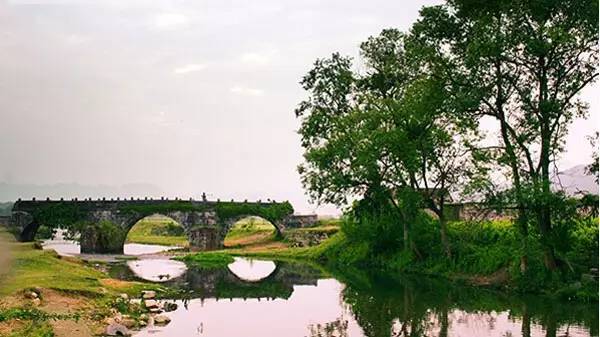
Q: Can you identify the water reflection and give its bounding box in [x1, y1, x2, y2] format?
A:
[128, 260, 597, 337]
[226, 257, 277, 282]
[126, 259, 187, 282]
[123, 243, 179, 255]
[41, 231, 179, 256]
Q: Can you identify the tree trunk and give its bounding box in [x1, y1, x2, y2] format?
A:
[517, 208, 529, 273]
[498, 114, 529, 274]
[440, 215, 452, 259]
[403, 221, 410, 253]
[537, 56, 558, 271]
[521, 303, 531, 337]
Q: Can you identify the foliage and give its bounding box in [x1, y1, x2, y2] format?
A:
[28, 203, 85, 228]
[228, 214, 598, 300]
[33, 226, 55, 240]
[0, 307, 77, 322]
[215, 201, 293, 223]
[295, 26, 485, 258]
[81, 220, 128, 253]
[118, 201, 209, 216]
[566, 217, 599, 272]
[411, 0, 598, 270]
[586, 131, 599, 182]
[119, 201, 294, 223]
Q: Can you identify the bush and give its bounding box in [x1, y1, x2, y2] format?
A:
[566, 217, 598, 272]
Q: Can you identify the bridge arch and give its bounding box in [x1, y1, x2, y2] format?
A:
[222, 215, 281, 248]
[124, 214, 187, 250]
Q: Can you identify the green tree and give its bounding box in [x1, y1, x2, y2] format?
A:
[296, 29, 482, 257]
[586, 131, 599, 182]
[412, 0, 598, 271]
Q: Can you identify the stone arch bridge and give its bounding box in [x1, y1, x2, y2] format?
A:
[9, 197, 308, 253]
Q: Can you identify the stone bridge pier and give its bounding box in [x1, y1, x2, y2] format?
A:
[9, 197, 310, 254]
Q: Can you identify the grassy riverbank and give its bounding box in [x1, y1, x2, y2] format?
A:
[0, 228, 168, 337]
[185, 217, 599, 302]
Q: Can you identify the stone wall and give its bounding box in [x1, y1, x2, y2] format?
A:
[284, 228, 338, 248]
[284, 214, 318, 229]
[445, 203, 516, 222]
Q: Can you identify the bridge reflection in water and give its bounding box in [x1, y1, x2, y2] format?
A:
[110, 257, 322, 301]
[126, 260, 597, 337]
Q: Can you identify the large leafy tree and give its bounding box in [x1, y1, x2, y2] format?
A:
[296, 29, 481, 257]
[412, 0, 598, 270]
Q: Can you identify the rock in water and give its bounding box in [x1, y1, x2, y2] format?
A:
[106, 322, 131, 336]
[163, 302, 178, 312]
[154, 314, 171, 325]
[141, 290, 156, 299]
[144, 299, 158, 309]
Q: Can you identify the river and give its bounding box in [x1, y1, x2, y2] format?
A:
[41, 234, 598, 337]
[41, 229, 180, 256]
[115, 258, 597, 337]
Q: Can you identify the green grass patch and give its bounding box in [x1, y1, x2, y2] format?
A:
[175, 252, 234, 270]
[126, 215, 188, 247]
[0, 243, 107, 297]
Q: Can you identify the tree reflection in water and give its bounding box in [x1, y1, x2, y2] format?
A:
[330, 266, 597, 337]
[307, 317, 350, 337]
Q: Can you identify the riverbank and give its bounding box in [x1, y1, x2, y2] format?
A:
[0, 227, 176, 337]
[186, 217, 599, 302]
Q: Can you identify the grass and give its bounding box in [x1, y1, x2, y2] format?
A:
[126, 214, 188, 247]
[285, 225, 340, 234]
[5, 321, 54, 337]
[0, 243, 106, 297]
[223, 217, 277, 248]
[0, 228, 166, 298]
[0, 227, 179, 336]
[175, 252, 234, 270]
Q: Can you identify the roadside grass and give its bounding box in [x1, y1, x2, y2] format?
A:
[126, 215, 188, 247]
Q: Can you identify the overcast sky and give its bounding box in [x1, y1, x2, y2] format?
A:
[0, 0, 597, 213]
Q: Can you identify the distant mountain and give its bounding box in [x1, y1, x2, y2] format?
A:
[552, 164, 598, 196]
[0, 202, 13, 216]
[0, 183, 164, 202]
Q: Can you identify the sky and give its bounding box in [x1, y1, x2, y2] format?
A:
[0, 0, 597, 214]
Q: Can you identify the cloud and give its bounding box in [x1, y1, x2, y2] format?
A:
[154, 13, 188, 29]
[230, 85, 264, 97]
[173, 63, 206, 75]
[64, 34, 90, 45]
